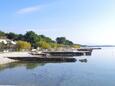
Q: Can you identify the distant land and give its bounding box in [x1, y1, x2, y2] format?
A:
[86, 45, 115, 47]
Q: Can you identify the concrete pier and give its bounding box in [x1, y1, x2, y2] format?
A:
[1, 49, 93, 64]
[44, 51, 92, 56]
[7, 56, 77, 62]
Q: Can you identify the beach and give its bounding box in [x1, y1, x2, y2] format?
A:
[0, 52, 30, 65]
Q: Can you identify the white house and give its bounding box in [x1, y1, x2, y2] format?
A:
[0, 39, 16, 52]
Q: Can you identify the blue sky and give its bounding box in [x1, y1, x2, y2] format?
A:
[0, 0, 115, 45]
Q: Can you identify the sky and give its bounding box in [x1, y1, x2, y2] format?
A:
[0, 0, 115, 45]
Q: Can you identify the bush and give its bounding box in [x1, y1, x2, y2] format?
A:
[72, 44, 81, 48]
[37, 41, 51, 49]
[16, 41, 31, 51]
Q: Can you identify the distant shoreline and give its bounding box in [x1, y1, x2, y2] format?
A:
[87, 45, 115, 47]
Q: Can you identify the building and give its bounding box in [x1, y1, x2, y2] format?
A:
[0, 39, 16, 52]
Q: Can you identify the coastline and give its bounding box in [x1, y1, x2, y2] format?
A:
[0, 52, 30, 65]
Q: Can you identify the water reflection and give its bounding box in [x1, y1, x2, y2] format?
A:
[1, 48, 115, 86]
[0, 52, 92, 71]
[0, 57, 89, 71]
[79, 59, 88, 63]
[0, 50, 93, 71]
[0, 62, 45, 71]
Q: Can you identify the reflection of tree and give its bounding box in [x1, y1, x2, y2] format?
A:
[0, 63, 16, 71]
[0, 62, 45, 71]
[26, 62, 45, 69]
[0, 61, 76, 71]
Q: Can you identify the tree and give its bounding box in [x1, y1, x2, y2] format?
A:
[6, 32, 18, 40]
[64, 40, 73, 45]
[39, 35, 55, 43]
[56, 37, 73, 45]
[16, 34, 25, 41]
[56, 37, 66, 44]
[16, 41, 31, 51]
[24, 31, 40, 48]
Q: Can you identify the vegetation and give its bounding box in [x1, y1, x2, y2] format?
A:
[16, 41, 31, 51]
[6, 32, 18, 40]
[37, 41, 51, 49]
[56, 37, 73, 45]
[24, 31, 40, 48]
[72, 44, 81, 48]
[0, 30, 80, 49]
[0, 31, 5, 37]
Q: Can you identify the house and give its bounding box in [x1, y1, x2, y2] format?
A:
[0, 39, 16, 52]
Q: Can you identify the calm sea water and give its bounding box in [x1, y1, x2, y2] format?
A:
[0, 47, 115, 86]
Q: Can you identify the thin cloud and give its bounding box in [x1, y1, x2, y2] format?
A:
[16, 5, 41, 14]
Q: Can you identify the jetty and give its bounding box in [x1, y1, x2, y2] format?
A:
[1, 48, 98, 62]
[29, 48, 93, 56]
[44, 51, 92, 56]
[7, 56, 77, 62]
[6, 48, 93, 62]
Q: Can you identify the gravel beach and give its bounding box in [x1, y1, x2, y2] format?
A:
[0, 52, 30, 65]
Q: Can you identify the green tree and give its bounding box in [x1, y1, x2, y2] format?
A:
[24, 31, 40, 48]
[6, 32, 18, 40]
[39, 35, 55, 43]
[64, 40, 73, 45]
[56, 37, 73, 45]
[16, 34, 25, 41]
[16, 41, 31, 51]
[56, 37, 66, 44]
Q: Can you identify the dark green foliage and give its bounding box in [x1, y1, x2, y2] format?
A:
[39, 35, 55, 43]
[56, 37, 66, 44]
[6, 32, 25, 41]
[24, 31, 40, 48]
[56, 37, 73, 45]
[6, 32, 18, 40]
[16, 34, 25, 41]
[65, 40, 73, 45]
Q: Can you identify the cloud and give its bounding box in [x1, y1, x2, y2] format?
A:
[16, 5, 41, 14]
